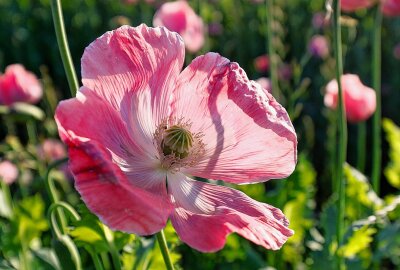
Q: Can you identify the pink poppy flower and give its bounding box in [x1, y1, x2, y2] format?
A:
[308, 35, 329, 59]
[340, 0, 375, 11]
[38, 139, 67, 162]
[254, 54, 270, 73]
[382, 0, 400, 16]
[38, 139, 71, 179]
[324, 74, 376, 123]
[0, 161, 18, 185]
[55, 25, 297, 252]
[0, 64, 42, 106]
[153, 0, 204, 53]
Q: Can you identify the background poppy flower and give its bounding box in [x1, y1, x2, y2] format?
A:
[0, 160, 18, 185]
[0, 64, 42, 106]
[324, 74, 376, 123]
[341, 0, 376, 12]
[382, 0, 400, 16]
[153, 0, 204, 53]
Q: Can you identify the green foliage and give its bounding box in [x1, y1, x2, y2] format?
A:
[344, 164, 383, 220]
[282, 154, 316, 265]
[383, 118, 400, 189]
[121, 223, 181, 270]
[339, 225, 377, 259]
[69, 210, 109, 253]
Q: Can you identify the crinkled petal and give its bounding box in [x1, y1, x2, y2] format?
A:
[171, 53, 297, 184]
[81, 24, 185, 127]
[168, 173, 293, 252]
[55, 87, 164, 194]
[65, 137, 172, 235]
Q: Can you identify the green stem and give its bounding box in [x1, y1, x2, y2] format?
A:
[156, 229, 175, 270]
[19, 242, 30, 270]
[48, 202, 82, 270]
[26, 120, 37, 145]
[102, 225, 122, 270]
[89, 249, 105, 270]
[333, 1, 347, 269]
[0, 180, 13, 214]
[371, 5, 382, 195]
[50, 0, 79, 97]
[356, 121, 366, 172]
[44, 158, 69, 234]
[266, 0, 279, 99]
[4, 116, 16, 135]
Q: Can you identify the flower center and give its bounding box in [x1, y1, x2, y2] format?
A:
[154, 118, 205, 171]
[162, 125, 194, 159]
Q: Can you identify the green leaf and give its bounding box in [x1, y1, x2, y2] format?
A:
[281, 155, 317, 264]
[31, 248, 61, 270]
[383, 118, 400, 189]
[339, 225, 377, 259]
[374, 221, 400, 265]
[69, 207, 108, 253]
[344, 164, 383, 220]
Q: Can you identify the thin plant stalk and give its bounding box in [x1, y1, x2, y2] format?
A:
[26, 120, 37, 145]
[102, 225, 122, 270]
[156, 229, 175, 270]
[266, 0, 279, 99]
[356, 121, 366, 172]
[4, 117, 16, 135]
[50, 0, 79, 97]
[333, 0, 347, 269]
[44, 158, 69, 233]
[371, 5, 382, 195]
[0, 180, 13, 213]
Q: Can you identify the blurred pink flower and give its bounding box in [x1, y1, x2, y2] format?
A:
[208, 22, 223, 36]
[394, 43, 400, 60]
[38, 139, 71, 179]
[55, 24, 297, 252]
[382, 0, 400, 16]
[254, 54, 269, 73]
[312, 12, 329, 30]
[278, 63, 293, 81]
[0, 64, 42, 106]
[256, 77, 272, 93]
[324, 74, 376, 123]
[38, 139, 67, 161]
[308, 35, 329, 59]
[153, 0, 204, 53]
[0, 161, 18, 185]
[341, 0, 375, 11]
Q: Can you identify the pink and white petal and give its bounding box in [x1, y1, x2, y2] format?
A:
[55, 87, 162, 193]
[167, 173, 293, 252]
[66, 137, 172, 235]
[172, 53, 297, 184]
[81, 24, 185, 125]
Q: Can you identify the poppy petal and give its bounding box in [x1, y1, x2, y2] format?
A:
[168, 173, 293, 252]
